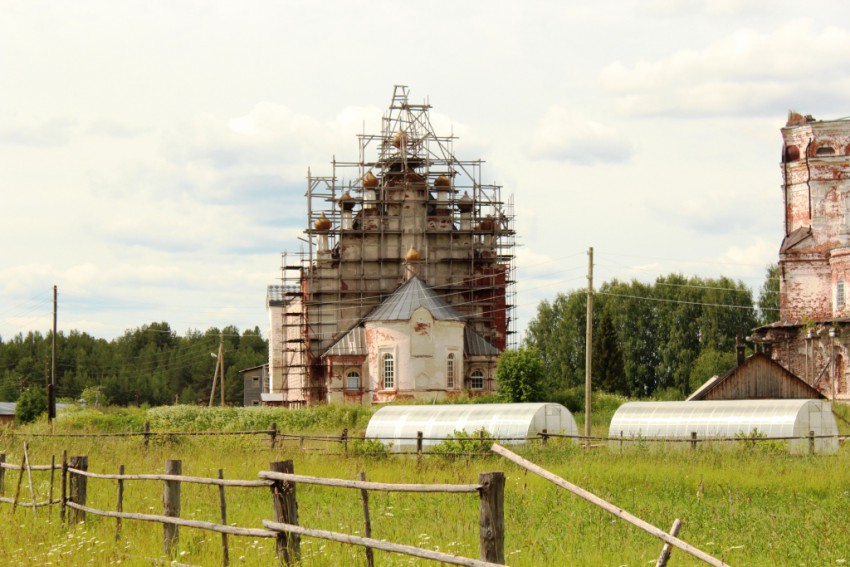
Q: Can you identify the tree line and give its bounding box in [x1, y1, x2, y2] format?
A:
[516, 268, 779, 400]
[0, 322, 267, 407]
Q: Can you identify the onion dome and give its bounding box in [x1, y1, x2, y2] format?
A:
[337, 191, 356, 211]
[362, 171, 379, 188]
[457, 191, 474, 213]
[434, 175, 451, 188]
[404, 244, 421, 263]
[314, 212, 332, 231]
[392, 130, 409, 148]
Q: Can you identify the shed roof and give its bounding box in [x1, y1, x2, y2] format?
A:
[364, 277, 464, 322]
[687, 353, 822, 400]
[0, 402, 14, 416]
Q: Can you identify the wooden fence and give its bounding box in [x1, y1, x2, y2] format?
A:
[0, 448, 505, 566]
[4, 421, 845, 453]
[0, 444, 733, 567]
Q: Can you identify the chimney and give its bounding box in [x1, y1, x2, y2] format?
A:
[736, 336, 746, 366]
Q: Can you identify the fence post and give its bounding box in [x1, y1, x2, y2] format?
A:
[478, 472, 505, 564]
[341, 428, 349, 453]
[218, 469, 230, 566]
[416, 431, 424, 454]
[270, 460, 300, 565]
[143, 421, 151, 448]
[690, 431, 697, 451]
[68, 456, 88, 523]
[359, 471, 375, 567]
[60, 451, 67, 523]
[116, 464, 125, 541]
[270, 422, 278, 449]
[809, 430, 815, 455]
[49, 455, 56, 516]
[0, 452, 5, 496]
[541, 429, 548, 447]
[163, 459, 181, 556]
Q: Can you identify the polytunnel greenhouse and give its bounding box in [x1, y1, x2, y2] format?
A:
[608, 399, 839, 454]
[365, 403, 578, 452]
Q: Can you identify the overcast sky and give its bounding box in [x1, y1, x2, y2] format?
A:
[3, 0, 850, 343]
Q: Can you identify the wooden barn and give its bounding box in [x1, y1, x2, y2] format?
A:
[688, 350, 823, 401]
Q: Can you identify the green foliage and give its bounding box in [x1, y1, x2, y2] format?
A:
[145, 404, 375, 433]
[688, 348, 737, 394]
[496, 345, 547, 402]
[757, 263, 781, 326]
[15, 386, 48, 424]
[0, 323, 268, 408]
[526, 273, 757, 398]
[80, 385, 109, 408]
[350, 437, 391, 458]
[429, 428, 492, 455]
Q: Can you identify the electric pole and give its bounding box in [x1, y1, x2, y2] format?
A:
[585, 247, 593, 447]
[49, 285, 57, 422]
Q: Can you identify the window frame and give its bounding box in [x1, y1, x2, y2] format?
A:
[470, 369, 484, 390]
[381, 353, 395, 390]
[345, 369, 361, 391]
[446, 353, 456, 389]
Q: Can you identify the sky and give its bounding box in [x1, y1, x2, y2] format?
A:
[4, 0, 850, 343]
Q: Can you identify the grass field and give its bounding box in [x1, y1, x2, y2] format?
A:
[0, 404, 848, 566]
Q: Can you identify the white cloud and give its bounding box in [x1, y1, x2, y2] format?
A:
[526, 106, 635, 165]
[600, 21, 850, 116]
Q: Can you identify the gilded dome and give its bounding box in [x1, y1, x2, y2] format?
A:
[434, 175, 451, 188]
[392, 130, 409, 148]
[338, 191, 356, 211]
[362, 171, 379, 188]
[404, 244, 421, 262]
[314, 212, 332, 231]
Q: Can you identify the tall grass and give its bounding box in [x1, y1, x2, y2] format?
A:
[1, 406, 848, 565]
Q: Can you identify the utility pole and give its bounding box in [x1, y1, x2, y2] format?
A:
[585, 247, 593, 447]
[49, 285, 57, 422]
[208, 333, 226, 407]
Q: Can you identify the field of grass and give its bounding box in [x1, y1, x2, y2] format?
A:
[0, 404, 848, 566]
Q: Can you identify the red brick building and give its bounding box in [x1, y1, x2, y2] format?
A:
[752, 112, 850, 399]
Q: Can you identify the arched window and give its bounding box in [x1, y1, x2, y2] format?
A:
[382, 353, 395, 390]
[838, 280, 845, 309]
[784, 145, 800, 162]
[470, 369, 484, 390]
[817, 146, 836, 156]
[346, 370, 360, 390]
[446, 353, 455, 388]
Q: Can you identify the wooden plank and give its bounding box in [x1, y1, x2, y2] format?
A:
[259, 471, 481, 493]
[656, 518, 682, 567]
[64, 501, 276, 537]
[492, 444, 728, 567]
[66, 468, 271, 487]
[478, 472, 504, 564]
[270, 461, 300, 565]
[163, 460, 181, 555]
[218, 469, 230, 566]
[262, 520, 505, 567]
[359, 472, 374, 567]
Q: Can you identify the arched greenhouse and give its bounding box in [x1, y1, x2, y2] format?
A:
[365, 403, 578, 452]
[608, 399, 839, 454]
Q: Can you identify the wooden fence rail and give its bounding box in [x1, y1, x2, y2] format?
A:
[0, 454, 506, 566]
[491, 443, 729, 567]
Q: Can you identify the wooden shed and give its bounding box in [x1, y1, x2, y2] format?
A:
[687, 352, 823, 401]
[0, 402, 15, 426]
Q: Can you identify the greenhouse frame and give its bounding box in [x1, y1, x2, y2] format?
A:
[365, 403, 578, 452]
[608, 399, 839, 454]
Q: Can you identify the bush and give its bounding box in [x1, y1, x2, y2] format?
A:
[429, 428, 492, 456]
[15, 387, 48, 424]
[350, 438, 391, 458]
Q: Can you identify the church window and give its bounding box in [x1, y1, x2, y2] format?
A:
[470, 369, 484, 390]
[382, 353, 395, 389]
[346, 370, 361, 390]
[447, 353, 455, 388]
[838, 280, 845, 309]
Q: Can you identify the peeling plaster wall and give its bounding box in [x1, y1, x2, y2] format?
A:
[364, 318, 465, 403]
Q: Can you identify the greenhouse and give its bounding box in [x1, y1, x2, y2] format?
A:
[608, 399, 839, 454]
[365, 403, 578, 452]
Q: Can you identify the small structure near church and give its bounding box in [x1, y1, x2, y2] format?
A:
[365, 403, 578, 452]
